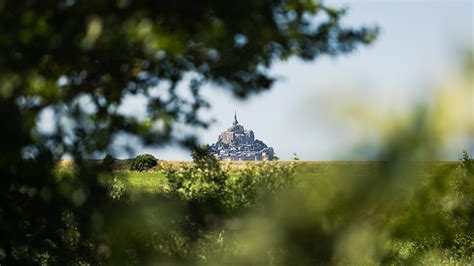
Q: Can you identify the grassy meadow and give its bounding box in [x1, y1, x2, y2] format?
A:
[97, 160, 459, 196]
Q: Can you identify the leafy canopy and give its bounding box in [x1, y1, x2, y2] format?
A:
[130, 153, 158, 171]
[0, 0, 376, 264]
[0, 0, 377, 157]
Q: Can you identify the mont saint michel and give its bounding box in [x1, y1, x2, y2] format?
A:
[208, 113, 274, 161]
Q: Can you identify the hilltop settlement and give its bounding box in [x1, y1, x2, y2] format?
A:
[208, 113, 274, 161]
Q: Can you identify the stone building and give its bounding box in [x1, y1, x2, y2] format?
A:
[208, 112, 274, 161]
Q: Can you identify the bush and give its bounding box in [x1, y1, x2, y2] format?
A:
[130, 154, 158, 171]
[166, 147, 296, 212]
[461, 150, 473, 174]
[108, 177, 126, 200]
[101, 154, 115, 171]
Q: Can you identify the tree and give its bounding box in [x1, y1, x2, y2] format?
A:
[0, 1, 377, 264]
[130, 154, 158, 171]
[102, 153, 116, 171]
[293, 152, 300, 161]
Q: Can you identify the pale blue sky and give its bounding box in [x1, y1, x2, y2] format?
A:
[41, 1, 473, 160]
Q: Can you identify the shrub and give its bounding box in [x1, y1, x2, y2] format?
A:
[101, 154, 115, 171]
[292, 152, 300, 161]
[461, 150, 473, 174]
[166, 147, 228, 202]
[165, 147, 296, 212]
[130, 154, 158, 171]
[108, 177, 126, 200]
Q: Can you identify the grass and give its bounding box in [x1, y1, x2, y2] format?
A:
[101, 161, 458, 195]
[112, 171, 169, 194]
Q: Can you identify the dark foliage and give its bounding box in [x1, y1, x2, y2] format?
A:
[0, 0, 376, 264]
[252, 139, 268, 151]
[130, 154, 158, 171]
[101, 154, 116, 171]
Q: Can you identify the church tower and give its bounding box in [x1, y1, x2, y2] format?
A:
[233, 110, 238, 125]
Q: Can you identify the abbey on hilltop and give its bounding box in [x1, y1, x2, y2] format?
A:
[208, 112, 274, 161]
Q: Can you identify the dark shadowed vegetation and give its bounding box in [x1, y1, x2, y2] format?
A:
[0, 0, 472, 265]
[0, 0, 377, 264]
[130, 154, 158, 171]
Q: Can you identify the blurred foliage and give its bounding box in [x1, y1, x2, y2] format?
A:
[100, 47, 471, 265]
[108, 177, 126, 200]
[1, 0, 472, 265]
[130, 153, 158, 171]
[0, 1, 376, 264]
[96, 153, 474, 265]
[203, 157, 473, 265]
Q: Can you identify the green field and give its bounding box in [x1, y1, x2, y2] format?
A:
[108, 161, 458, 195]
[113, 171, 169, 194]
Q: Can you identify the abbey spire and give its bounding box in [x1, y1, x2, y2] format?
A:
[233, 110, 239, 125]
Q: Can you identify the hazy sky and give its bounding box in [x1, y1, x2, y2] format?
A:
[53, 0, 473, 161]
